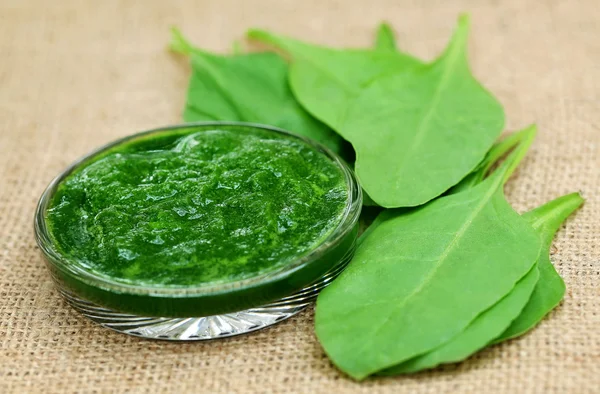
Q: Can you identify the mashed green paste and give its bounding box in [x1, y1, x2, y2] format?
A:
[46, 127, 348, 287]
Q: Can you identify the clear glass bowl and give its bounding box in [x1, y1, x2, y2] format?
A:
[35, 122, 362, 340]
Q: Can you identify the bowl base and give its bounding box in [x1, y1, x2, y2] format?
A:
[61, 289, 307, 340]
[57, 247, 351, 340]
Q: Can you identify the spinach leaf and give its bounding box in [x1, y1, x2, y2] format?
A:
[359, 128, 533, 246]
[340, 15, 504, 207]
[494, 192, 583, 342]
[170, 28, 347, 156]
[451, 128, 534, 194]
[247, 29, 422, 131]
[314, 126, 539, 380]
[380, 265, 540, 374]
[249, 24, 419, 206]
[375, 23, 397, 51]
[381, 191, 583, 373]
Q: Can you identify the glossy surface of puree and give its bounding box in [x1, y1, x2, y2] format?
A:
[46, 127, 348, 287]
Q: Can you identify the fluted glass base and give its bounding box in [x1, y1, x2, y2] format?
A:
[58, 246, 351, 340]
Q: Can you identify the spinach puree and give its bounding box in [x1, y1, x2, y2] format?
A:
[46, 127, 348, 287]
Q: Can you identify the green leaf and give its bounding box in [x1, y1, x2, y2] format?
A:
[494, 192, 584, 342]
[359, 126, 535, 244]
[170, 28, 347, 156]
[340, 15, 505, 207]
[451, 127, 535, 193]
[381, 191, 583, 373]
[380, 265, 540, 374]
[247, 28, 423, 131]
[247, 24, 421, 208]
[375, 23, 397, 50]
[314, 126, 539, 380]
[368, 128, 546, 374]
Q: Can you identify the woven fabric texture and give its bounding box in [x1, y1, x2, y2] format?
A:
[1, 0, 598, 392]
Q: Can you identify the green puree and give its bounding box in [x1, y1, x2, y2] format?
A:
[46, 127, 348, 288]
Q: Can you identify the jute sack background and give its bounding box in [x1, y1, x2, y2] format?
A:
[1, 0, 598, 392]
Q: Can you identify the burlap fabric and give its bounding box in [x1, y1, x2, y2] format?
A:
[1, 0, 598, 392]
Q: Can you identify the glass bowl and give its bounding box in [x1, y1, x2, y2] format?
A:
[34, 122, 362, 340]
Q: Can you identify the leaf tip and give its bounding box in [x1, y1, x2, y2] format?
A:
[442, 13, 472, 61]
[247, 29, 297, 55]
[454, 13, 471, 45]
[521, 123, 538, 142]
[375, 22, 396, 50]
[377, 22, 393, 34]
[169, 26, 193, 55]
[567, 191, 585, 208]
[246, 28, 282, 48]
[457, 13, 471, 28]
[246, 28, 266, 41]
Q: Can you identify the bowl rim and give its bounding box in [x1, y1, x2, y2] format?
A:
[34, 121, 362, 298]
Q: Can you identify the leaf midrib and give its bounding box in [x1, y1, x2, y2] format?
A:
[391, 45, 465, 191]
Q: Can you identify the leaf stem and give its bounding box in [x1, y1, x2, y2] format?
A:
[523, 192, 584, 243]
[487, 124, 537, 185]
